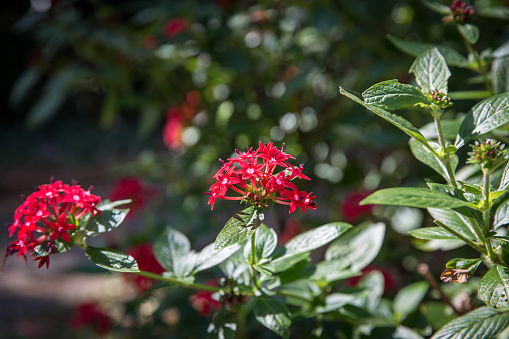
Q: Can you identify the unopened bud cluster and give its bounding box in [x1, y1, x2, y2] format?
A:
[443, 0, 475, 24]
[427, 90, 452, 108]
[467, 139, 507, 171]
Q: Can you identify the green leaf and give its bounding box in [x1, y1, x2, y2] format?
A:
[284, 222, 352, 254]
[339, 86, 429, 145]
[409, 227, 460, 240]
[491, 56, 509, 94]
[499, 162, 509, 191]
[32, 239, 72, 257]
[387, 35, 469, 68]
[194, 243, 241, 273]
[9, 68, 41, 106]
[421, 302, 456, 331]
[360, 188, 475, 209]
[254, 296, 291, 339]
[409, 139, 458, 182]
[431, 306, 509, 339]
[207, 309, 237, 339]
[215, 207, 264, 250]
[362, 80, 430, 110]
[26, 76, 66, 127]
[427, 208, 479, 241]
[315, 293, 355, 314]
[262, 252, 311, 274]
[393, 281, 429, 322]
[85, 246, 139, 273]
[357, 270, 385, 312]
[458, 24, 480, 44]
[310, 262, 359, 283]
[456, 93, 509, 148]
[446, 258, 482, 274]
[243, 225, 277, 263]
[478, 265, 509, 311]
[80, 207, 129, 237]
[325, 222, 385, 271]
[153, 226, 195, 277]
[494, 199, 509, 228]
[410, 48, 451, 93]
[422, 0, 452, 14]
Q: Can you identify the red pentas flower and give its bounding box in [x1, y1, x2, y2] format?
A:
[124, 243, 165, 293]
[443, 0, 475, 23]
[5, 179, 101, 269]
[190, 289, 221, 316]
[70, 303, 112, 335]
[206, 142, 316, 213]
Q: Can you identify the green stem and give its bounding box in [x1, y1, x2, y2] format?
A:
[136, 270, 222, 292]
[434, 220, 486, 254]
[250, 232, 260, 290]
[433, 114, 459, 189]
[482, 170, 499, 264]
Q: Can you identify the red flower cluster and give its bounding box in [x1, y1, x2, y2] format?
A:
[206, 142, 316, 214]
[5, 180, 101, 268]
[443, 0, 475, 23]
[124, 243, 165, 293]
[70, 303, 112, 335]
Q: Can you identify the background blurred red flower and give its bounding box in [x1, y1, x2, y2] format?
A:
[163, 18, 189, 38]
[340, 190, 374, 223]
[70, 303, 112, 335]
[124, 243, 165, 293]
[190, 280, 220, 316]
[163, 108, 184, 150]
[108, 177, 156, 217]
[279, 218, 304, 244]
[346, 266, 397, 292]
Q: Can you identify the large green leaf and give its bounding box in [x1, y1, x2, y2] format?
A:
[207, 309, 237, 339]
[360, 188, 475, 209]
[194, 243, 241, 273]
[409, 139, 458, 182]
[393, 281, 429, 322]
[85, 246, 139, 273]
[325, 222, 385, 271]
[458, 24, 480, 45]
[80, 201, 130, 237]
[410, 48, 451, 93]
[478, 265, 509, 311]
[431, 306, 509, 339]
[254, 296, 291, 339]
[409, 227, 460, 240]
[387, 35, 469, 68]
[215, 207, 264, 250]
[456, 93, 509, 148]
[339, 86, 429, 145]
[494, 199, 509, 228]
[499, 162, 509, 191]
[243, 225, 277, 263]
[362, 80, 430, 110]
[26, 75, 66, 127]
[261, 252, 311, 274]
[315, 293, 355, 314]
[284, 222, 352, 254]
[491, 55, 509, 94]
[427, 208, 479, 241]
[153, 226, 195, 277]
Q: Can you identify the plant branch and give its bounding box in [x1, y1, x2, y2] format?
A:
[482, 170, 499, 264]
[417, 263, 464, 315]
[136, 270, 223, 292]
[250, 232, 260, 290]
[458, 27, 493, 95]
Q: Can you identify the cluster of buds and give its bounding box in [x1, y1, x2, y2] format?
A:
[218, 277, 247, 311]
[206, 142, 316, 214]
[427, 89, 452, 108]
[5, 179, 101, 268]
[467, 139, 507, 171]
[443, 0, 475, 24]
